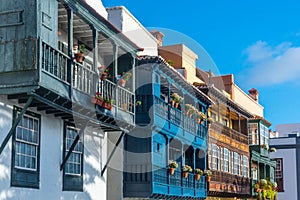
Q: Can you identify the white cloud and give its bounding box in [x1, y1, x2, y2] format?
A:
[240, 40, 300, 87]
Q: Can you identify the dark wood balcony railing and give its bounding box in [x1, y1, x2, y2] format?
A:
[211, 122, 248, 144]
[41, 41, 135, 117]
[209, 170, 251, 195]
[154, 97, 207, 139]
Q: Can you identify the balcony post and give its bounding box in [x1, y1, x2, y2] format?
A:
[217, 100, 221, 123]
[238, 114, 241, 133]
[166, 137, 170, 188]
[67, 8, 73, 97]
[92, 27, 98, 95]
[113, 44, 119, 114]
[132, 55, 136, 123]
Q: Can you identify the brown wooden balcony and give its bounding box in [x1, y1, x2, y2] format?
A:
[210, 122, 248, 144]
[208, 170, 251, 198]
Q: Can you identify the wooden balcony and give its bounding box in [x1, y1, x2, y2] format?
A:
[0, 39, 135, 131]
[208, 170, 251, 198]
[153, 96, 208, 140]
[210, 122, 248, 144]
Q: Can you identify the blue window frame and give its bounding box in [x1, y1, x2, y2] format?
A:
[11, 107, 40, 188]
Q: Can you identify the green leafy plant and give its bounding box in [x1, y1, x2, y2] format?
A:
[122, 72, 132, 81]
[203, 169, 212, 176]
[168, 160, 178, 169]
[167, 59, 174, 66]
[136, 100, 142, 106]
[171, 93, 183, 103]
[195, 168, 203, 175]
[270, 147, 276, 152]
[103, 98, 115, 104]
[78, 44, 85, 54]
[182, 165, 193, 172]
[197, 111, 207, 120]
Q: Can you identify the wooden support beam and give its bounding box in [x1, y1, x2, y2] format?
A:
[60, 121, 89, 171]
[0, 96, 33, 155]
[101, 131, 125, 176]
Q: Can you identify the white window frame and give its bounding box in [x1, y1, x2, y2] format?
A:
[223, 148, 229, 172]
[65, 126, 83, 176]
[248, 123, 258, 145]
[233, 152, 240, 175]
[14, 114, 39, 171]
[242, 155, 249, 177]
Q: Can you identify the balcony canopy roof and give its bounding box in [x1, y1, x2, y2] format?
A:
[138, 55, 214, 106]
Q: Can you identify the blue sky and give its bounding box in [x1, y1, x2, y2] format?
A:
[104, 0, 300, 129]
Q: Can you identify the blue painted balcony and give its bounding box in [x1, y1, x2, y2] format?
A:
[153, 96, 208, 143]
[152, 166, 207, 198]
[124, 56, 212, 199]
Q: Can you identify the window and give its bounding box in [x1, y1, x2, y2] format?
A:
[63, 125, 83, 191]
[248, 123, 258, 145]
[223, 148, 229, 172]
[252, 167, 258, 180]
[242, 156, 249, 177]
[211, 144, 220, 170]
[233, 152, 240, 175]
[260, 124, 269, 145]
[211, 112, 217, 122]
[222, 118, 228, 126]
[11, 107, 40, 188]
[275, 158, 284, 192]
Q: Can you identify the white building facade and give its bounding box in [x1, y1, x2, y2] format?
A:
[270, 123, 300, 200]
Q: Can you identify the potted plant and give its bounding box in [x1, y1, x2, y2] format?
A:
[261, 144, 269, 150]
[182, 165, 192, 178]
[197, 111, 207, 124]
[270, 147, 276, 152]
[168, 160, 178, 175]
[194, 168, 203, 181]
[74, 44, 85, 63]
[185, 104, 197, 117]
[203, 169, 212, 181]
[136, 100, 142, 106]
[98, 66, 110, 80]
[92, 92, 104, 106]
[119, 71, 132, 87]
[170, 93, 183, 108]
[102, 98, 114, 110]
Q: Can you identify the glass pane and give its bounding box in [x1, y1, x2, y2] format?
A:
[20, 156, 25, 168]
[16, 127, 22, 140]
[15, 155, 19, 166]
[28, 118, 33, 129]
[25, 156, 31, 168]
[20, 143, 25, 154]
[34, 119, 38, 131]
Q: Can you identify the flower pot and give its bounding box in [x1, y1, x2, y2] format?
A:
[170, 100, 175, 107]
[92, 97, 103, 106]
[169, 168, 175, 175]
[182, 171, 189, 178]
[102, 102, 112, 110]
[101, 72, 107, 80]
[206, 176, 211, 182]
[122, 103, 127, 111]
[195, 174, 201, 181]
[74, 53, 84, 63]
[119, 78, 126, 87]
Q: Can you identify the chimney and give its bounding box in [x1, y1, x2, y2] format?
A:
[248, 88, 259, 102]
[150, 30, 164, 47]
